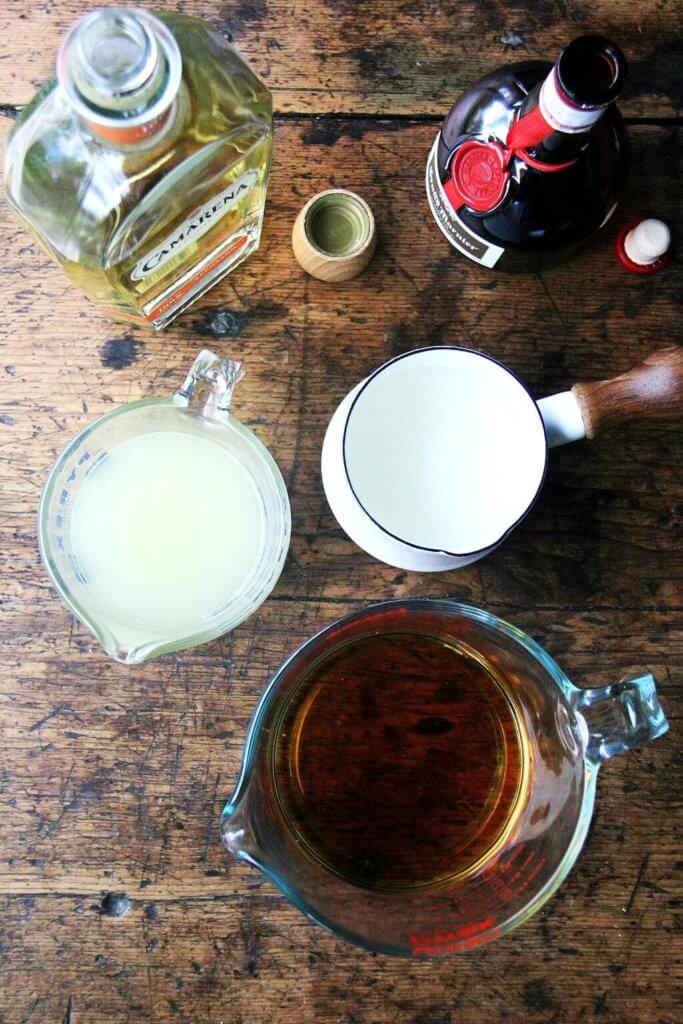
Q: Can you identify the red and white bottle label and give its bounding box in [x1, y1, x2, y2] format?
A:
[539, 68, 605, 134]
[426, 139, 504, 268]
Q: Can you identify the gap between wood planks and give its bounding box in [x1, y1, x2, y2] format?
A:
[277, 110, 683, 127]
[267, 595, 683, 612]
[0, 889, 289, 904]
[0, 103, 682, 126]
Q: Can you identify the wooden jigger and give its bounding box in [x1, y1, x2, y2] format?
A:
[292, 189, 377, 282]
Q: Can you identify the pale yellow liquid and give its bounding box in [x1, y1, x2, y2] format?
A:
[70, 431, 265, 631]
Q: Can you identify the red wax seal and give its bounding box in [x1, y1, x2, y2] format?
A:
[445, 141, 508, 213]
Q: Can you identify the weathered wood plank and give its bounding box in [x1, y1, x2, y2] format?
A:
[0, 0, 681, 118]
[0, 861, 681, 1024]
[0, 111, 680, 1023]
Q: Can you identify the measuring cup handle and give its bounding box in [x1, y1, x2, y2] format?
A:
[174, 349, 245, 421]
[573, 673, 669, 761]
[571, 346, 683, 439]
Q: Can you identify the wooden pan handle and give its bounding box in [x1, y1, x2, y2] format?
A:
[571, 346, 683, 439]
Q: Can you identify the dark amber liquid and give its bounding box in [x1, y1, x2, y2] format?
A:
[273, 633, 527, 890]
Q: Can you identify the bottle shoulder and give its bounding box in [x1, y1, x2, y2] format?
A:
[5, 55, 271, 264]
[5, 88, 126, 259]
[440, 61, 551, 150]
[450, 123, 627, 259]
[157, 11, 272, 126]
[439, 58, 624, 156]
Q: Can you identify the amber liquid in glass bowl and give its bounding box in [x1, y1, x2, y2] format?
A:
[272, 632, 529, 890]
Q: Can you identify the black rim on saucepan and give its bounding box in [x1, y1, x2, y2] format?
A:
[341, 346, 549, 559]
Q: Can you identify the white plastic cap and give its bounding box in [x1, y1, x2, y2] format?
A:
[624, 218, 671, 266]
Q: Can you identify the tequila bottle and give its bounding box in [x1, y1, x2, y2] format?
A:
[5, 8, 272, 328]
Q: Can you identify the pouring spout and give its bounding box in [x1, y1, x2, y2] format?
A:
[220, 800, 263, 868]
[92, 621, 173, 665]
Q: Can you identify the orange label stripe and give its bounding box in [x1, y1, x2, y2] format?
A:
[144, 235, 248, 323]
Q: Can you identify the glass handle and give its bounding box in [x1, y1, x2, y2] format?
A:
[174, 349, 244, 422]
[574, 673, 669, 761]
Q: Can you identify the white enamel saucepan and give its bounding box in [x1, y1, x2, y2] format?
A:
[321, 346, 682, 572]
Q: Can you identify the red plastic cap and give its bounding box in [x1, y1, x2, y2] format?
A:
[449, 141, 508, 213]
[616, 218, 671, 275]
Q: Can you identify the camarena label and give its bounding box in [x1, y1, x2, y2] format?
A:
[132, 170, 259, 281]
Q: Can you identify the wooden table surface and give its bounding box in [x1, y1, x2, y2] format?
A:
[1, 3, 681, 1022]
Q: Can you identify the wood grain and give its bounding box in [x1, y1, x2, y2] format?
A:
[0, 26, 682, 1024]
[0, 866, 681, 1024]
[0, 0, 681, 118]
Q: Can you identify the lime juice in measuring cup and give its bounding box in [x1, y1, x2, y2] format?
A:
[39, 351, 291, 663]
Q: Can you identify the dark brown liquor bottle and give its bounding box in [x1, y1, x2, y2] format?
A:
[426, 36, 628, 272]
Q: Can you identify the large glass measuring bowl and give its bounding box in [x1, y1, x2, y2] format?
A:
[39, 350, 291, 664]
[221, 600, 668, 957]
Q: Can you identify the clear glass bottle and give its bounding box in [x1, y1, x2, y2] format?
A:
[5, 8, 272, 328]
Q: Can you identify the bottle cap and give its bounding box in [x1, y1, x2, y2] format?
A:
[292, 189, 376, 282]
[616, 218, 671, 275]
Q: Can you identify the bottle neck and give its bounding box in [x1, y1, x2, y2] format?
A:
[513, 77, 597, 164]
[57, 8, 182, 147]
[438, 35, 626, 216]
[508, 35, 626, 167]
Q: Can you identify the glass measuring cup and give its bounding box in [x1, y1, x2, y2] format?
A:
[221, 600, 668, 957]
[39, 350, 290, 664]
